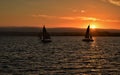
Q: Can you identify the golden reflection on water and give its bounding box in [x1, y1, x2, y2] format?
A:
[79, 37, 104, 74]
[0, 36, 119, 75]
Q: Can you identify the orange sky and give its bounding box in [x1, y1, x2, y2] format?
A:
[0, 0, 120, 29]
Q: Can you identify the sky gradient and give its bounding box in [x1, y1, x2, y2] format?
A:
[0, 0, 120, 29]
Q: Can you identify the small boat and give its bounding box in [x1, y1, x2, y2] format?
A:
[41, 25, 52, 43]
[82, 25, 94, 42]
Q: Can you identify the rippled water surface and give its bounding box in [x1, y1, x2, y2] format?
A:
[0, 36, 120, 75]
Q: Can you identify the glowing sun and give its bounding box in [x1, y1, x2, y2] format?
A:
[91, 25, 96, 29]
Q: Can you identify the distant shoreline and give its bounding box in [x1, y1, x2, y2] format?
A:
[0, 27, 120, 36]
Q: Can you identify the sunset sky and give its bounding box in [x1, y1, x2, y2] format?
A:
[0, 0, 120, 29]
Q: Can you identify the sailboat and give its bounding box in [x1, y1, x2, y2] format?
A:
[41, 25, 52, 43]
[82, 25, 94, 42]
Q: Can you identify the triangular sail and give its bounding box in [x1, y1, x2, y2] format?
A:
[85, 25, 90, 38]
[42, 26, 51, 40]
[82, 25, 94, 41]
[85, 25, 93, 39]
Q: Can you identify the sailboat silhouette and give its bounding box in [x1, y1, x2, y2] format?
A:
[82, 25, 94, 42]
[41, 25, 52, 43]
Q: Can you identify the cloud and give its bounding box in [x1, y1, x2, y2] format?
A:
[72, 9, 78, 13]
[32, 14, 56, 18]
[32, 14, 98, 21]
[81, 10, 85, 13]
[72, 9, 86, 13]
[59, 17, 76, 20]
[79, 17, 99, 21]
[102, 0, 120, 6]
[108, 0, 120, 6]
[100, 19, 120, 22]
[32, 14, 120, 22]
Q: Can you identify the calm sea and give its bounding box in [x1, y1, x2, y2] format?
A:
[0, 36, 120, 75]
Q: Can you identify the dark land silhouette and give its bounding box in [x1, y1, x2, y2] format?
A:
[0, 27, 120, 36]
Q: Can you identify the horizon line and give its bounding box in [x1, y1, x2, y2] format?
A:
[0, 26, 120, 30]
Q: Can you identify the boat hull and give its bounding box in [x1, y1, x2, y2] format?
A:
[82, 38, 94, 42]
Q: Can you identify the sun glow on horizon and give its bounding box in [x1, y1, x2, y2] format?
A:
[91, 24, 97, 29]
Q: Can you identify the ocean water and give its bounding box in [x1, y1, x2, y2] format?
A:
[0, 36, 120, 75]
